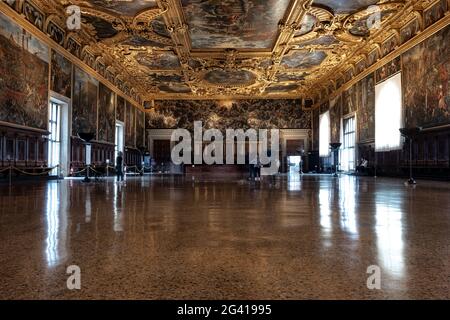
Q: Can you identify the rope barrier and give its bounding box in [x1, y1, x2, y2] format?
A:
[0, 167, 11, 173]
[0, 165, 60, 176]
[71, 168, 87, 175]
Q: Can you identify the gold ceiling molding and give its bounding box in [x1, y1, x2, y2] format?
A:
[1, 0, 448, 101]
[311, 11, 450, 109]
[309, 0, 443, 102]
[0, 0, 144, 110]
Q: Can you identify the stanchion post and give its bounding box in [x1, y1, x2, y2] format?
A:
[9, 166, 12, 186]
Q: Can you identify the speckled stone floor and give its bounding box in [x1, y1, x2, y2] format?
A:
[0, 175, 449, 299]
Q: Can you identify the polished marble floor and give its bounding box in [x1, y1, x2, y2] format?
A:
[0, 174, 449, 299]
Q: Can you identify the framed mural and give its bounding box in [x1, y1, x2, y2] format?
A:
[181, 0, 291, 49]
[50, 49, 72, 98]
[125, 101, 136, 147]
[312, 108, 320, 151]
[116, 95, 125, 122]
[330, 95, 342, 143]
[358, 74, 375, 142]
[136, 109, 145, 148]
[146, 100, 311, 131]
[98, 83, 115, 143]
[342, 84, 358, 116]
[402, 25, 450, 128]
[375, 56, 401, 83]
[424, 0, 447, 28]
[72, 67, 99, 136]
[0, 12, 49, 131]
[400, 18, 420, 44]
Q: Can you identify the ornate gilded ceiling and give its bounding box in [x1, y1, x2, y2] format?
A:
[3, 0, 449, 103]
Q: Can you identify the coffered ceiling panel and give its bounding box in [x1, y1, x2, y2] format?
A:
[78, 0, 158, 16]
[181, 0, 292, 49]
[5, 0, 447, 102]
[314, 0, 379, 14]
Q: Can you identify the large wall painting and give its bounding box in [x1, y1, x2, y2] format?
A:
[50, 49, 72, 98]
[136, 109, 145, 148]
[98, 83, 115, 143]
[342, 84, 358, 115]
[146, 99, 311, 131]
[357, 74, 375, 142]
[116, 95, 125, 122]
[0, 12, 49, 130]
[73, 67, 99, 136]
[330, 95, 341, 143]
[126, 101, 136, 147]
[375, 56, 401, 84]
[312, 108, 319, 150]
[402, 25, 450, 128]
[181, 0, 291, 49]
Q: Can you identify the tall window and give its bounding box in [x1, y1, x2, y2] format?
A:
[375, 73, 403, 152]
[48, 101, 61, 175]
[319, 111, 330, 157]
[115, 123, 124, 164]
[342, 116, 356, 171]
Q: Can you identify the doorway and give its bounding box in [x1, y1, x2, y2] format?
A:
[287, 156, 302, 174]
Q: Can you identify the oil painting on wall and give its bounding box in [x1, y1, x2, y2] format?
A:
[0, 13, 49, 130]
[116, 95, 125, 122]
[73, 67, 99, 136]
[375, 56, 400, 84]
[402, 25, 450, 128]
[181, 0, 291, 49]
[312, 108, 319, 150]
[98, 83, 115, 143]
[146, 100, 311, 131]
[50, 49, 72, 98]
[136, 109, 145, 148]
[357, 74, 375, 142]
[330, 96, 341, 143]
[342, 84, 358, 115]
[126, 101, 136, 147]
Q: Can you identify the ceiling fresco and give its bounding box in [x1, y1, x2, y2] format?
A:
[181, 0, 292, 49]
[4, 0, 447, 101]
[281, 51, 328, 69]
[314, 0, 379, 14]
[78, 0, 158, 16]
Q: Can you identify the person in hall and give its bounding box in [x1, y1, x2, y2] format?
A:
[116, 151, 124, 182]
[356, 157, 368, 174]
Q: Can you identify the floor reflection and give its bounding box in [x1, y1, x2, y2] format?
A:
[339, 176, 358, 236]
[1, 175, 449, 299]
[375, 190, 405, 279]
[45, 182, 68, 267]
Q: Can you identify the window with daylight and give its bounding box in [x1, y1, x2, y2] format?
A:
[342, 116, 356, 171]
[375, 72, 403, 152]
[48, 101, 61, 176]
[319, 111, 330, 157]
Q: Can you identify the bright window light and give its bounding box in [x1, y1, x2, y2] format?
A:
[375, 73, 403, 152]
[319, 111, 330, 157]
